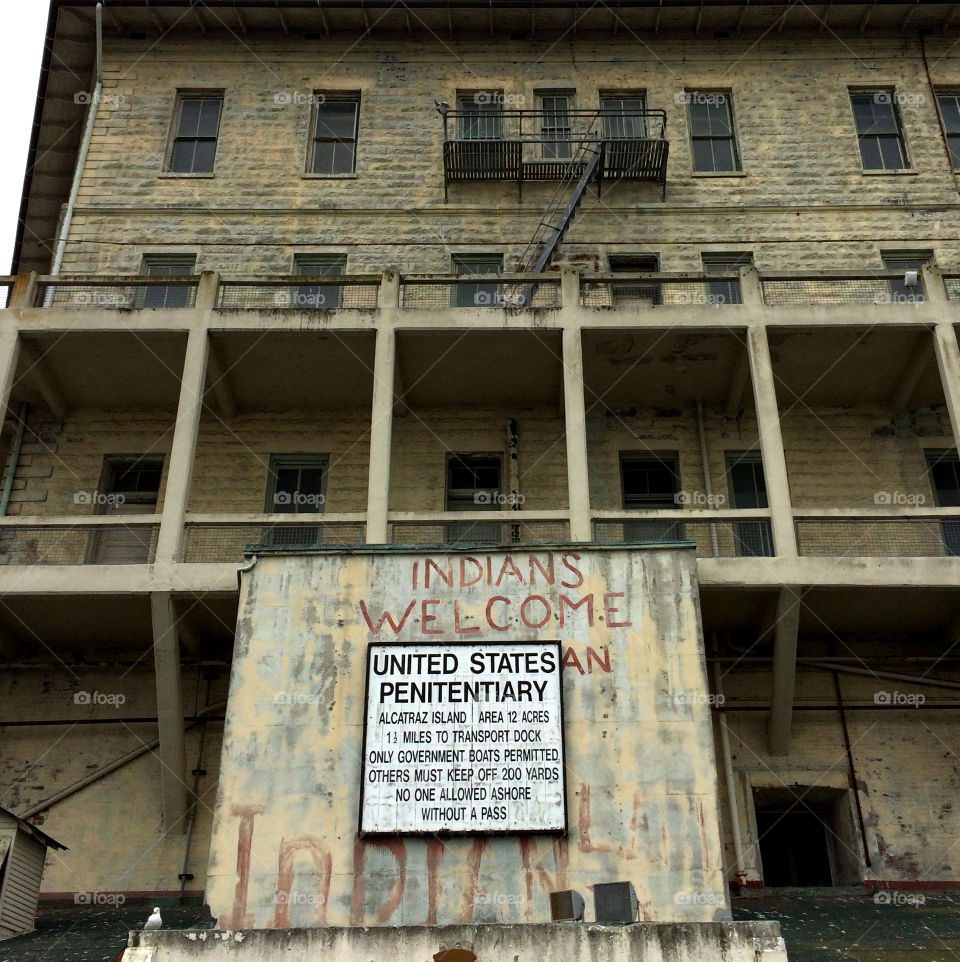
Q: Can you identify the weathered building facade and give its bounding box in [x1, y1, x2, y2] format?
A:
[2, 0, 960, 945]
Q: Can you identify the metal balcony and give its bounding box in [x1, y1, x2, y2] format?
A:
[440, 108, 669, 199]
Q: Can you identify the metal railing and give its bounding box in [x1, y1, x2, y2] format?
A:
[795, 516, 960, 557]
[761, 272, 925, 306]
[0, 521, 159, 565]
[391, 519, 569, 546]
[181, 520, 366, 562]
[400, 273, 562, 309]
[34, 276, 199, 309]
[580, 272, 743, 308]
[593, 515, 774, 558]
[943, 274, 960, 301]
[217, 276, 380, 310]
[441, 108, 667, 145]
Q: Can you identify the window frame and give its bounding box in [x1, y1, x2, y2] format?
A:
[264, 455, 330, 514]
[537, 90, 574, 159]
[686, 90, 741, 173]
[452, 253, 503, 308]
[165, 91, 223, 175]
[849, 89, 910, 172]
[98, 455, 165, 511]
[701, 251, 753, 305]
[293, 254, 348, 309]
[456, 92, 504, 140]
[609, 253, 661, 306]
[308, 93, 361, 177]
[446, 453, 503, 511]
[935, 89, 960, 171]
[600, 92, 647, 140]
[139, 253, 197, 308]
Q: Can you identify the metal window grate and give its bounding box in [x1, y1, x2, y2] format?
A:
[761, 277, 913, 306]
[795, 519, 957, 557]
[581, 278, 739, 308]
[592, 520, 769, 557]
[944, 276, 960, 301]
[0, 525, 159, 565]
[35, 282, 198, 309]
[217, 280, 379, 310]
[400, 278, 561, 309]
[181, 522, 366, 562]
[390, 521, 569, 546]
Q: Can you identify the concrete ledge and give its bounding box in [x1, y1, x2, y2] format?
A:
[130, 922, 786, 961]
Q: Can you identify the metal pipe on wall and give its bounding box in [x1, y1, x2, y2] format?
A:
[0, 402, 29, 516]
[696, 398, 720, 556]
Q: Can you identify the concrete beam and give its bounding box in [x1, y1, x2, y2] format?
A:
[933, 323, 960, 454]
[889, 335, 931, 412]
[205, 340, 236, 420]
[562, 326, 592, 542]
[154, 327, 210, 567]
[768, 585, 802, 756]
[747, 325, 797, 557]
[0, 327, 21, 427]
[150, 591, 188, 832]
[18, 341, 67, 421]
[366, 326, 396, 544]
[725, 351, 751, 419]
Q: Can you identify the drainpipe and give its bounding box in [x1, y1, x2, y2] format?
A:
[800, 659, 960, 693]
[834, 672, 872, 869]
[49, 2, 103, 278]
[711, 632, 747, 890]
[696, 398, 719, 556]
[0, 403, 29, 516]
[179, 674, 213, 901]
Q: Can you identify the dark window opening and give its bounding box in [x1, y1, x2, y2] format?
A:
[311, 96, 360, 175]
[726, 451, 773, 556]
[169, 95, 222, 174]
[927, 449, 960, 555]
[294, 255, 347, 309]
[701, 252, 753, 306]
[609, 254, 660, 306]
[263, 455, 328, 547]
[881, 252, 929, 303]
[453, 254, 503, 308]
[447, 454, 503, 545]
[621, 452, 683, 542]
[89, 456, 164, 564]
[851, 91, 908, 170]
[140, 254, 196, 308]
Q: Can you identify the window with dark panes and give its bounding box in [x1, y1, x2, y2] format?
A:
[926, 449, 960, 556]
[263, 455, 328, 548]
[726, 451, 773, 557]
[169, 95, 222, 173]
[601, 94, 646, 139]
[881, 252, 929, 302]
[702, 252, 753, 305]
[311, 97, 360, 175]
[688, 92, 740, 172]
[294, 255, 347, 309]
[89, 456, 164, 564]
[851, 91, 908, 170]
[540, 93, 572, 159]
[140, 254, 196, 308]
[621, 452, 683, 542]
[446, 454, 503, 546]
[936, 92, 960, 169]
[610, 254, 660, 306]
[457, 94, 503, 140]
[453, 254, 502, 308]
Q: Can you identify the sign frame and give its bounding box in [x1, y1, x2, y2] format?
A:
[358, 639, 567, 838]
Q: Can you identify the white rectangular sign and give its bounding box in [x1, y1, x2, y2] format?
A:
[360, 641, 566, 835]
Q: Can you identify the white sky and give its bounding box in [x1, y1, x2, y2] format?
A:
[1, 4, 52, 273]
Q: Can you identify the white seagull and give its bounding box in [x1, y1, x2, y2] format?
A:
[144, 907, 162, 930]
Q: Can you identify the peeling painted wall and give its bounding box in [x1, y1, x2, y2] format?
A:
[204, 545, 729, 927]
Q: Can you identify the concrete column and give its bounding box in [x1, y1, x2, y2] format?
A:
[0, 327, 21, 426]
[7, 272, 37, 309]
[562, 326, 591, 541]
[150, 591, 188, 832]
[768, 585, 802, 756]
[366, 323, 396, 544]
[560, 268, 580, 309]
[933, 323, 960, 453]
[155, 325, 209, 566]
[747, 325, 797, 557]
[195, 270, 220, 310]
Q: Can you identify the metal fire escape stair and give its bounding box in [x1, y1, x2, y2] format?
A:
[506, 133, 602, 306]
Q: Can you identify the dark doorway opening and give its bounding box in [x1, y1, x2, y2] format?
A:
[753, 787, 863, 887]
